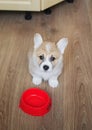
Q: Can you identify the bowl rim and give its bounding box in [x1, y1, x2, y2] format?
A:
[20, 88, 51, 109]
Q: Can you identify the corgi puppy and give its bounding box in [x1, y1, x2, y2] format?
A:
[28, 33, 68, 88]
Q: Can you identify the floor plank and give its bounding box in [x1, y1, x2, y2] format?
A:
[0, 0, 92, 130]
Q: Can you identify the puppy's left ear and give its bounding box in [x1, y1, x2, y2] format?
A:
[57, 38, 68, 54]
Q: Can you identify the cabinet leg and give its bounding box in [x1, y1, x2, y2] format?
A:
[66, 0, 74, 3]
[44, 8, 52, 15]
[25, 12, 32, 20]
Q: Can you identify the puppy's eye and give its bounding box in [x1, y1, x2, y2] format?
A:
[50, 56, 56, 61]
[39, 55, 44, 60]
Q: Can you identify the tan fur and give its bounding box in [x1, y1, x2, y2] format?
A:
[34, 41, 61, 66]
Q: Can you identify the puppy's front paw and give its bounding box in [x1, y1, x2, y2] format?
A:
[32, 77, 42, 85]
[49, 79, 59, 88]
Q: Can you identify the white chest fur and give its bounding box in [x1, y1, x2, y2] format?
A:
[29, 55, 63, 81]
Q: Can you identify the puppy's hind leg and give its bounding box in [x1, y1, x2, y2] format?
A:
[32, 76, 42, 86]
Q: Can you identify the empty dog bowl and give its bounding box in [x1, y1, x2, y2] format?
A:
[19, 88, 51, 116]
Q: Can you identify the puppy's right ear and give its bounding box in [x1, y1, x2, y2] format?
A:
[34, 33, 43, 49]
[57, 38, 68, 54]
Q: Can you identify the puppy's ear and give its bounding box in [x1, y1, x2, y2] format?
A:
[57, 38, 68, 54]
[34, 33, 43, 49]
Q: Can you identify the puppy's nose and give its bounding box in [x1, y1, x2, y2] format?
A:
[43, 65, 49, 71]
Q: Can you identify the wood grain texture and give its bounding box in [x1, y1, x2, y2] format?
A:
[0, 0, 92, 130]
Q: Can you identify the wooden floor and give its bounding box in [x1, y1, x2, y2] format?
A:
[0, 0, 92, 130]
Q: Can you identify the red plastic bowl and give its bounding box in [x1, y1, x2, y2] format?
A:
[19, 88, 51, 116]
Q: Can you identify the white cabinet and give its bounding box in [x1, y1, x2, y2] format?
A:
[0, 0, 40, 11]
[41, 0, 64, 10]
[0, 0, 64, 11]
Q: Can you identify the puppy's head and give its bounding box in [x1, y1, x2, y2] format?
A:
[33, 33, 68, 72]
